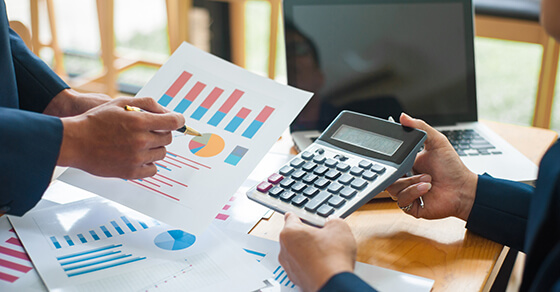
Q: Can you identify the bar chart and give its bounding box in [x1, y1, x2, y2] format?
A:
[224, 146, 248, 166]
[158, 71, 192, 107]
[0, 228, 33, 284]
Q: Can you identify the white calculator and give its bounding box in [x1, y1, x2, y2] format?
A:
[247, 111, 427, 226]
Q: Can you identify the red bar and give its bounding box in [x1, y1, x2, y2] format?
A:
[200, 87, 224, 109]
[0, 246, 29, 261]
[141, 178, 160, 188]
[222, 204, 231, 210]
[215, 213, 229, 221]
[184, 82, 206, 102]
[255, 106, 275, 123]
[130, 181, 180, 201]
[162, 159, 182, 169]
[150, 176, 173, 187]
[236, 107, 251, 119]
[229, 196, 237, 202]
[166, 151, 211, 169]
[165, 71, 192, 97]
[0, 258, 32, 273]
[6, 237, 22, 247]
[155, 174, 189, 188]
[165, 156, 199, 170]
[0, 271, 19, 283]
[217, 89, 244, 113]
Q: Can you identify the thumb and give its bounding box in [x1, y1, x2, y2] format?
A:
[400, 112, 443, 150]
[283, 212, 304, 228]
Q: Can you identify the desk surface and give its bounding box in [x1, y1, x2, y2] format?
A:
[249, 120, 558, 292]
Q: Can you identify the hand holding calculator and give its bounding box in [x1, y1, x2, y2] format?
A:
[247, 111, 427, 226]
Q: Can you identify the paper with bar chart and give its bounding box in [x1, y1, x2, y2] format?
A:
[58, 42, 313, 234]
[8, 197, 271, 292]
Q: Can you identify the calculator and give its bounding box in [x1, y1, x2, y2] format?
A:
[247, 111, 427, 226]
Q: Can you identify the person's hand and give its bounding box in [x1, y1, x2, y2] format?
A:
[57, 96, 185, 179]
[278, 213, 356, 292]
[43, 89, 113, 117]
[386, 113, 478, 221]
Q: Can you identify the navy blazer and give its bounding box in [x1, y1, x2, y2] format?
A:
[320, 142, 560, 292]
[0, 1, 68, 215]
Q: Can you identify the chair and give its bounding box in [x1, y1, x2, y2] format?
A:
[474, 0, 560, 128]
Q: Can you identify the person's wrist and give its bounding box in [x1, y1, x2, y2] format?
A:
[456, 171, 478, 221]
[43, 89, 79, 117]
[310, 260, 354, 291]
[57, 115, 84, 168]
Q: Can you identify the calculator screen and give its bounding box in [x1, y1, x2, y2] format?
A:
[332, 124, 403, 156]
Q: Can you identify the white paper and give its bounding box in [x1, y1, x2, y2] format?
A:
[58, 42, 312, 235]
[9, 197, 271, 292]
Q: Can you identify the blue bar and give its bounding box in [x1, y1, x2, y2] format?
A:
[275, 270, 285, 281]
[89, 230, 100, 241]
[100, 226, 112, 238]
[224, 154, 242, 166]
[207, 111, 226, 126]
[64, 235, 75, 246]
[225, 116, 244, 132]
[280, 274, 288, 285]
[243, 248, 267, 258]
[190, 107, 208, 120]
[242, 120, 264, 139]
[138, 221, 149, 229]
[77, 234, 87, 244]
[173, 99, 192, 114]
[63, 254, 132, 272]
[121, 216, 137, 232]
[60, 251, 122, 266]
[110, 221, 125, 235]
[67, 256, 146, 277]
[155, 163, 171, 171]
[56, 244, 123, 261]
[273, 266, 281, 274]
[50, 236, 62, 249]
[158, 94, 173, 107]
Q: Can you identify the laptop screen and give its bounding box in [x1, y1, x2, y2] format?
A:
[284, 0, 477, 132]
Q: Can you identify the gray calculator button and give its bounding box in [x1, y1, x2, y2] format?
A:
[290, 158, 305, 168]
[370, 164, 386, 174]
[292, 182, 307, 193]
[304, 191, 332, 212]
[291, 170, 307, 180]
[279, 165, 295, 176]
[268, 186, 284, 197]
[350, 166, 364, 176]
[280, 191, 296, 201]
[291, 194, 308, 207]
[325, 158, 338, 168]
[301, 151, 314, 160]
[314, 178, 331, 189]
[313, 165, 329, 176]
[302, 161, 317, 172]
[338, 173, 354, 185]
[362, 170, 378, 181]
[302, 173, 318, 184]
[315, 148, 325, 154]
[358, 160, 372, 169]
[340, 187, 357, 199]
[303, 186, 319, 197]
[351, 178, 368, 190]
[328, 196, 346, 208]
[325, 169, 341, 180]
[317, 204, 334, 217]
[313, 155, 326, 164]
[327, 182, 344, 194]
[336, 163, 350, 171]
[280, 178, 296, 188]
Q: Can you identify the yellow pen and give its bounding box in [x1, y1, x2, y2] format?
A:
[124, 105, 202, 136]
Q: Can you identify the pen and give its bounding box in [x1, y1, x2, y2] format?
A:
[124, 105, 202, 136]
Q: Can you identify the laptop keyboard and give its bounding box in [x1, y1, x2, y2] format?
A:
[441, 129, 502, 156]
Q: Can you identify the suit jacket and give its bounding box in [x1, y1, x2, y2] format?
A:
[0, 0, 68, 216]
[320, 142, 560, 292]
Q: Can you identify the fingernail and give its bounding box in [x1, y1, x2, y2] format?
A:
[419, 175, 431, 183]
[417, 183, 431, 192]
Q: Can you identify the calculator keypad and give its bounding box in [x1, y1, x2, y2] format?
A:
[255, 146, 389, 218]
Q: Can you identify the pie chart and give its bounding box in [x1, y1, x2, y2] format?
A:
[154, 230, 196, 251]
[189, 133, 225, 157]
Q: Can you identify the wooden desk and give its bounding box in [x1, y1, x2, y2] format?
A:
[250, 121, 558, 292]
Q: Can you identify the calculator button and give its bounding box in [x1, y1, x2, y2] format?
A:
[328, 196, 346, 208]
[290, 158, 305, 168]
[350, 178, 368, 190]
[317, 204, 334, 217]
[313, 165, 329, 176]
[268, 186, 284, 197]
[291, 170, 307, 180]
[325, 158, 338, 168]
[336, 163, 350, 172]
[325, 169, 341, 180]
[358, 160, 372, 169]
[370, 164, 386, 174]
[338, 174, 355, 185]
[267, 173, 284, 184]
[301, 151, 314, 160]
[340, 187, 357, 199]
[303, 186, 320, 197]
[327, 182, 344, 194]
[313, 155, 326, 164]
[350, 166, 364, 176]
[362, 170, 378, 181]
[280, 178, 296, 188]
[302, 162, 317, 172]
[302, 173, 318, 184]
[314, 178, 331, 189]
[257, 181, 273, 193]
[304, 191, 332, 212]
[280, 191, 296, 201]
[279, 165, 295, 176]
[291, 195, 308, 207]
[315, 148, 325, 155]
[334, 154, 348, 161]
[291, 182, 307, 193]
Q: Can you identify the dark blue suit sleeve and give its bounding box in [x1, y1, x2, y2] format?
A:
[466, 174, 534, 251]
[319, 272, 378, 292]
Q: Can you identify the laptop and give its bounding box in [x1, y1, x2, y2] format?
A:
[284, 0, 538, 183]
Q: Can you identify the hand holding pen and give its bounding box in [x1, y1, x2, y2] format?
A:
[125, 105, 201, 136]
